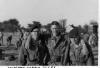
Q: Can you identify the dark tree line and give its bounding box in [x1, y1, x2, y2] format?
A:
[0, 19, 20, 32]
[0, 19, 42, 32]
[0, 18, 98, 35]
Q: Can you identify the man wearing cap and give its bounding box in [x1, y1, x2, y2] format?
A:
[47, 21, 69, 65]
[19, 23, 50, 66]
[66, 27, 95, 65]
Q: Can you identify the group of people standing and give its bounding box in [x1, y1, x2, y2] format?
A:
[18, 21, 98, 66]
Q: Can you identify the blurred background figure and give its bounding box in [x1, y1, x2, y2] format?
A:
[88, 24, 98, 48]
[7, 34, 12, 47]
[0, 32, 3, 46]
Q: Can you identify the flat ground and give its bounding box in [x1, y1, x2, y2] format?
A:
[0, 33, 98, 66]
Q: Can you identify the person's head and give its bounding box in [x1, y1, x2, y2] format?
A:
[69, 28, 81, 45]
[51, 21, 60, 36]
[31, 25, 40, 40]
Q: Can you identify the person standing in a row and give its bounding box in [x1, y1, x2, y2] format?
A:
[63, 26, 95, 65]
[0, 32, 3, 46]
[47, 21, 69, 65]
[19, 23, 50, 65]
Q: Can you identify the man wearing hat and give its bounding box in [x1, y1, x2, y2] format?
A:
[65, 27, 95, 65]
[19, 22, 50, 65]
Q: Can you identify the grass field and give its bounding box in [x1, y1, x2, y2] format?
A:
[0, 33, 98, 66]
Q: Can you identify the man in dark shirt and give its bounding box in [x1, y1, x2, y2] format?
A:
[19, 24, 50, 66]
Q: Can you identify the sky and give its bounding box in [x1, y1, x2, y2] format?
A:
[0, 0, 98, 27]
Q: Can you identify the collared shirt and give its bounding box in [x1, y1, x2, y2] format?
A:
[47, 35, 68, 65]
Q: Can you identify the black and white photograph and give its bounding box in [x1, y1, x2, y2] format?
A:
[0, 0, 98, 66]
